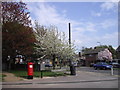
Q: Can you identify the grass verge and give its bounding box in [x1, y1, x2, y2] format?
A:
[8, 70, 69, 79]
[0, 74, 7, 81]
[113, 68, 120, 70]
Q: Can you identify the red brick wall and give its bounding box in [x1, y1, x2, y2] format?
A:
[85, 54, 97, 66]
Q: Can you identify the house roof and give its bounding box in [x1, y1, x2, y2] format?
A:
[116, 45, 120, 52]
[83, 48, 106, 55]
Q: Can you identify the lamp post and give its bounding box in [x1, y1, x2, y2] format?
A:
[97, 42, 101, 46]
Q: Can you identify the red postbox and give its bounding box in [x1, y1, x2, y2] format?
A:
[27, 62, 33, 79]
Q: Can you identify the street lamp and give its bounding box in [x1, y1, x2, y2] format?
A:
[97, 42, 101, 46]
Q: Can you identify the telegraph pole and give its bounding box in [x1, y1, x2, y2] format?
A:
[69, 23, 71, 45]
[68, 23, 76, 75]
[69, 23, 72, 66]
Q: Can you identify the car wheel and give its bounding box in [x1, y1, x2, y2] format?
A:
[103, 67, 106, 70]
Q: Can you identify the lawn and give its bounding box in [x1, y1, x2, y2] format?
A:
[8, 70, 68, 79]
[113, 68, 120, 70]
[0, 74, 2, 81]
[0, 74, 7, 81]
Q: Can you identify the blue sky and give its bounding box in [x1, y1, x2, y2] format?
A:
[25, 1, 118, 51]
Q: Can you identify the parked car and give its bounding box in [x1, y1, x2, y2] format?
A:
[90, 63, 94, 67]
[45, 64, 52, 67]
[109, 62, 120, 68]
[73, 62, 78, 67]
[93, 62, 112, 70]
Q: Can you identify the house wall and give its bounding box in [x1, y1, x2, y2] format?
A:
[85, 54, 97, 66]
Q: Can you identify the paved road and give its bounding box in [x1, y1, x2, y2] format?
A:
[2, 68, 119, 88]
[2, 80, 118, 88]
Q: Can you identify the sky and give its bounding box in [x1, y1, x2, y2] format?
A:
[25, 1, 118, 51]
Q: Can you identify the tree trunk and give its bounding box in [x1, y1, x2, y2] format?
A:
[8, 59, 12, 71]
[52, 54, 56, 70]
[60, 60, 62, 69]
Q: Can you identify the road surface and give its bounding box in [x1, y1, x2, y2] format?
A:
[2, 67, 119, 88]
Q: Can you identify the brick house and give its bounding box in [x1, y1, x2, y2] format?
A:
[116, 46, 120, 58]
[82, 48, 108, 66]
[116, 46, 120, 63]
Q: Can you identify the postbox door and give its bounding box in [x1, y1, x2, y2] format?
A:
[28, 63, 33, 76]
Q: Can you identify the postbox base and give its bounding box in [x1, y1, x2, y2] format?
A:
[27, 75, 33, 79]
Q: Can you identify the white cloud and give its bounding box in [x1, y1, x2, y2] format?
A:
[27, 3, 116, 33]
[102, 32, 118, 40]
[100, 2, 118, 11]
[93, 32, 118, 46]
[74, 32, 118, 50]
[91, 11, 101, 17]
[22, 0, 119, 2]
[73, 19, 117, 34]
[27, 2, 71, 35]
[27, 2, 97, 39]
[73, 22, 97, 34]
[100, 19, 117, 29]
[91, 2, 118, 18]
[86, 22, 97, 32]
[73, 27, 85, 33]
[27, 2, 118, 50]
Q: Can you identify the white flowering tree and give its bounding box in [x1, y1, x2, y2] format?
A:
[98, 48, 113, 61]
[34, 21, 76, 69]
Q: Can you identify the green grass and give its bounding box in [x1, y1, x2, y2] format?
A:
[9, 70, 28, 78]
[113, 68, 120, 70]
[0, 74, 7, 81]
[8, 70, 67, 79]
[0, 74, 2, 81]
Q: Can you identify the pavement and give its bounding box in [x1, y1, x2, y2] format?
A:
[2, 72, 23, 82]
[1, 67, 119, 88]
[77, 67, 120, 76]
[2, 71, 118, 83]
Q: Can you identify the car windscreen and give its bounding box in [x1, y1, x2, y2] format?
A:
[112, 63, 118, 64]
[101, 62, 108, 65]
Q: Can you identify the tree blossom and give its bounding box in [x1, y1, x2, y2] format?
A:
[98, 48, 112, 61]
